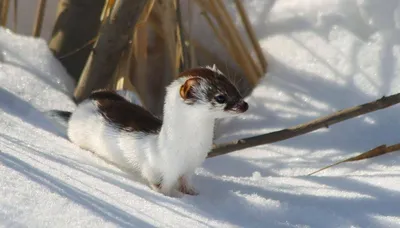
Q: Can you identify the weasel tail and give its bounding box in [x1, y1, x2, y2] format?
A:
[66, 66, 248, 197]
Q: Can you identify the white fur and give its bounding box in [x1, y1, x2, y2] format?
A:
[67, 77, 231, 197]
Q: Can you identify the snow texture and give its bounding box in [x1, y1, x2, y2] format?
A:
[1, 0, 400, 227]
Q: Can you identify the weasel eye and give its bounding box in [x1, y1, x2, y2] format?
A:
[214, 94, 226, 104]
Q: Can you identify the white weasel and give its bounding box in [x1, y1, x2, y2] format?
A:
[67, 65, 248, 197]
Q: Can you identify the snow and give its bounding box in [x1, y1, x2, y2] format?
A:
[1, 0, 400, 227]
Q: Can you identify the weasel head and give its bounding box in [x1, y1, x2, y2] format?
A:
[173, 65, 248, 118]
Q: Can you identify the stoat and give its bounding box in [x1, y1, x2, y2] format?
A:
[65, 65, 248, 197]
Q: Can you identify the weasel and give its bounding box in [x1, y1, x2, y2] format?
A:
[65, 65, 248, 197]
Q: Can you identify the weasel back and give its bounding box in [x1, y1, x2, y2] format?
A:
[89, 90, 162, 134]
[67, 90, 162, 169]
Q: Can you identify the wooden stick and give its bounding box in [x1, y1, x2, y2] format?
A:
[213, 0, 261, 76]
[208, 0, 260, 84]
[0, 0, 10, 27]
[194, 1, 239, 66]
[308, 143, 400, 176]
[194, 0, 243, 74]
[175, 27, 183, 72]
[101, 0, 115, 19]
[190, 38, 242, 80]
[128, 0, 154, 87]
[199, 10, 231, 51]
[12, 0, 16, 32]
[208, 93, 400, 158]
[176, 0, 190, 71]
[125, 0, 154, 109]
[32, 0, 46, 37]
[152, 0, 178, 77]
[187, 0, 197, 67]
[234, 0, 267, 73]
[74, 0, 147, 102]
[49, 0, 105, 82]
[131, 18, 148, 89]
[135, 0, 155, 26]
[56, 0, 111, 60]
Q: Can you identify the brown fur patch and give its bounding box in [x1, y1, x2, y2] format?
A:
[179, 78, 199, 101]
[90, 90, 162, 134]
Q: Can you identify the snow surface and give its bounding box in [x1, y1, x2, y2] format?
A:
[1, 0, 400, 227]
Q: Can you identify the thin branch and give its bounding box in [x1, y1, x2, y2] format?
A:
[213, 0, 261, 79]
[1, 0, 10, 27]
[32, 0, 46, 37]
[308, 143, 400, 176]
[234, 0, 267, 73]
[49, 0, 106, 82]
[187, 0, 197, 67]
[195, 0, 260, 85]
[199, 10, 229, 51]
[208, 93, 400, 158]
[58, 38, 97, 59]
[12, 0, 16, 32]
[176, 0, 190, 71]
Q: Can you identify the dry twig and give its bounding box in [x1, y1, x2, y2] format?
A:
[234, 0, 267, 73]
[208, 93, 400, 158]
[12, 0, 16, 32]
[176, 0, 190, 71]
[308, 143, 400, 176]
[0, 0, 9, 26]
[195, 0, 261, 85]
[32, 0, 46, 37]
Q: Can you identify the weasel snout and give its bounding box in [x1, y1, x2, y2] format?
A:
[230, 100, 248, 113]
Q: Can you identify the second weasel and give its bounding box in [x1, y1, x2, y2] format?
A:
[67, 65, 248, 197]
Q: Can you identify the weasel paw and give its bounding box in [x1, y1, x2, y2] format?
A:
[150, 183, 184, 198]
[179, 185, 199, 195]
[178, 175, 199, 195]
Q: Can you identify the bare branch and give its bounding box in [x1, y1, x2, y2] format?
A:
[32, 0, 46, 37]
[308, 143, 400, 176]
[176, 0, 190, 71]
[49, 0, 106, 81]
[208, 93, 400, 158]
[74, 0, 147, 102]
[234, 0, 267, 73]
[0, 0, 10, 27]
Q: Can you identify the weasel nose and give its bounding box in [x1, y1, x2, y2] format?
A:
[233, 100, 248, 113]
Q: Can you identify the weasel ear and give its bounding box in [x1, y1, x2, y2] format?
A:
[180, 77, 199, 102]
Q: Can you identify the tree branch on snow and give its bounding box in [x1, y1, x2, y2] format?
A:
[208, 93, 400, 158]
